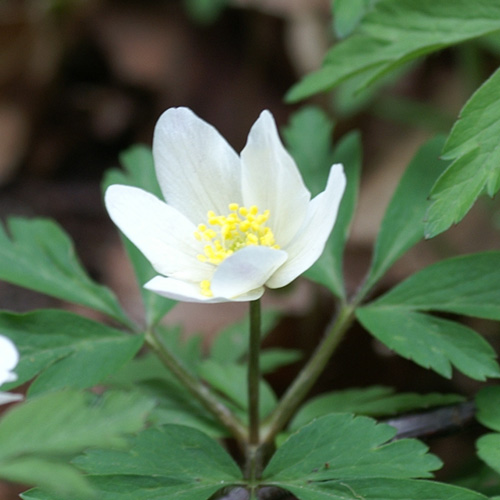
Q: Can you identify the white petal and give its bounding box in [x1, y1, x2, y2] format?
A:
[0, 370, 17, 384]
[153, 107, 242, 224]
[241, 110, 310, 247]
[145, 276, 264, 303]
[267, 164, 346, 289]
[211, 246, 287, 299]
[0, 392, 23, 405]
[105, 185, 211, 281]
[0, 335, 18, 386]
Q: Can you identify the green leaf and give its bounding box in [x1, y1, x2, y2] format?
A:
[106, 352, 173, 387]
[0, 217, 131, 327]
[476, 386, 500, 432]
[0, 309, 144, 395]
[477, 433, 500, 476]
[476, 387, 500, 475]
[358, 252, 500, 379]
[0, 459, 93, 499]
[111, 146, 163, 197]
[210, 309, 280, 364]
[357, 308, 499, 380]
[103, 145, 176, 326]
[333, 0, 378, 38]
[290, 386, 464, 431]
[75, 425, 240, 476]
[283, 106, 336, 197]
[364, 136, 450, 292]
[107, 355, 227, 437]
[287, 0, 500, 102]
[305, 132, 362, 298]
[66, 425, 241, 500]
[334, 64, 411, 117]
[275, 478, 489, 500]
[364, 252, 500, 320]
[283, 110, 362, 298]
[155, 325, 203, 376]
[199, 360, 277, 419]
[263, 415, 489, 500]
[263, 413, 441, 482]
[426, 67, 500, 237]
[0, 390, 154, 497]
[260, 348, 302, 374]
[139, 379, 226, 438]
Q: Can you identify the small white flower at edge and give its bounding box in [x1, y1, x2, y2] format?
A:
[0, 335, 22, 405]
[105, 107, 346, 303]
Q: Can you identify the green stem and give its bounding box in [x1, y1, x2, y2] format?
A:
[248, 299, 261, 445]
[261, 302, 355, 445]
[145, 328, 248, 444]
[245, 299, 263, 482]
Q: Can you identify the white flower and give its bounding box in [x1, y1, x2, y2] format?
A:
[105, 107, 346, 303]
[0, 335, 22, 405]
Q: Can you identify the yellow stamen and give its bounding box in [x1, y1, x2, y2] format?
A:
[200, 280, 213, 297]
[194, 203, 280, 296]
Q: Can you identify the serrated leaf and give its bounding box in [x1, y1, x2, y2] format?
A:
[290, 386, 464, 431]
[364, 252, 500, 320]
[426, 67, 500, 237]
[24, 475, 233, 500]
[287, 0, 500, 102]
[0, 309, 144, 395]
[75, 425, 240, 477]
[305, 132, 362, 298]
[357, 308, 499, 380]
[0, 217, 131, 327]
[65, 425, 241, 500]
[364, 136, 450, 292]
[276, 477, 489, 500]
[103, 145, 176, 326]
[0, 390, 154, 497]
[263, 413, 441, 483]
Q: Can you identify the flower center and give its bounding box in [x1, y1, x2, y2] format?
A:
[194, 203, 279, 297]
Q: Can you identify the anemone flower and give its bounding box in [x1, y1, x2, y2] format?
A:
[105, 107, 346, 303]
[0, 335, 22, 405]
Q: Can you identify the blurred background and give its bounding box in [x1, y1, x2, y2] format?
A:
[1, 0, 500, 498]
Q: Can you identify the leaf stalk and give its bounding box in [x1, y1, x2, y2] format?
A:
[145, 328, 248, 444]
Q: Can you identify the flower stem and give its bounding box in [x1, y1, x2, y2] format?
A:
[245, 299, 263, 482]
[261, 302, 355, 445]
[248, 299, 261, 445]
[145, 328, 248, 444]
